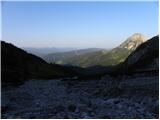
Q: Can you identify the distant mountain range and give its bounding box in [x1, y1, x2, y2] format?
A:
[23, 47, 78, 57]
[43, 33, 147, 67]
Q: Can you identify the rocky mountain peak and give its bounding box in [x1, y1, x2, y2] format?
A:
[129, 33, 147, 42]
[118, 33, 147, 51]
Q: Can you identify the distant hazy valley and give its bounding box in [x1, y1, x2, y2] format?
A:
[23, 33, 147, 67]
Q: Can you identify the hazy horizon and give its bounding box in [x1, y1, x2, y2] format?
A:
[2, 1, 158, 49]
[22, 45, 112, 49]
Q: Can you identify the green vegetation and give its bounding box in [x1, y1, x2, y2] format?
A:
[53, 48, 132, 67]
[43, 33, 146, 67]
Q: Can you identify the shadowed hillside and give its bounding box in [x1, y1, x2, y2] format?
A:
[113, 35, 159, 75]
[1, 41, 79, 86]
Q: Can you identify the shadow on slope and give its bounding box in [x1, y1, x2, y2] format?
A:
[1, 41, 81, 86]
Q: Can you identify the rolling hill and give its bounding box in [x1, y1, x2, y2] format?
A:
[43, 48, 105, 64]
[23, 47, 77, 57]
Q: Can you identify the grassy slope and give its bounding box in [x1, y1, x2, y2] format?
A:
[62, 48, 131, 67]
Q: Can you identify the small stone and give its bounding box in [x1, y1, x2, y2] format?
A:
[68, 104, 76, 112]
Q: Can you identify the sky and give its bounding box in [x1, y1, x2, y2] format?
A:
[2, 1, 158, 49]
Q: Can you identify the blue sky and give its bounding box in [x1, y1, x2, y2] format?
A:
[2, 1, 158, 48]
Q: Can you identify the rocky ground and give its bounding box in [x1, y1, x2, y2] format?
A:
[1, 74, 159, 119]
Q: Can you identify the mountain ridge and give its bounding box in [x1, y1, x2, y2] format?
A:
[112, 35, 159, 75]
[43, 33, 147, 67]
[118, 33, 147, 50]
[43, 48, 106, 64]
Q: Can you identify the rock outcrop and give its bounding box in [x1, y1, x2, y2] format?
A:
[118, 33, 147, 51]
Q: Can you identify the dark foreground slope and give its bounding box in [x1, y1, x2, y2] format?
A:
[1, 41, 79, 86]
